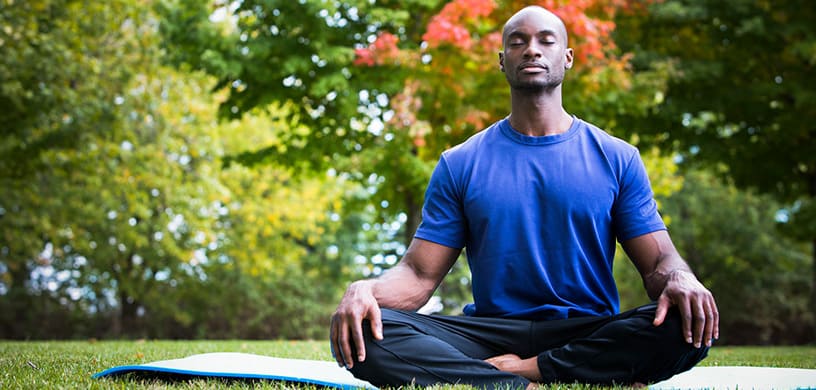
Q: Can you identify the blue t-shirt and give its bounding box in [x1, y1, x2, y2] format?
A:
[414, 117, 666, 320]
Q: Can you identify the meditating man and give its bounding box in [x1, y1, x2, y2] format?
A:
[330, 6, 718, 388]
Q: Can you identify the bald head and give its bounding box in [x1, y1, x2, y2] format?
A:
[502, 6, 569, 48]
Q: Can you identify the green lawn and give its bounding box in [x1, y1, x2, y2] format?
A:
[1, 340, 814, 389]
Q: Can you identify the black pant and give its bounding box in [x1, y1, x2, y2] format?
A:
[347, 303, 708, 389]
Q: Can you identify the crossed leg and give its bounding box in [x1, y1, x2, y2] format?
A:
[347, 303, 708, 389]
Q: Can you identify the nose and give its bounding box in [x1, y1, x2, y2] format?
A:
[523, 41, 543, 59]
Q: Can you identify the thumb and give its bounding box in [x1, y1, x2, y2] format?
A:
[653, 294, 671, 327]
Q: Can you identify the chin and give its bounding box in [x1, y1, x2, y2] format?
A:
[512, 82, 556, 93]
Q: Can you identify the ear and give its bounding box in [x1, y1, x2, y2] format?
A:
[564, 48, 574, 70]
[498, 52, 505, 72]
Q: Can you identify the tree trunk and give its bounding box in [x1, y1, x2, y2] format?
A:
[4, 261, 32, 338]
[111, 295, 122, 337]
[118, 291, 140, 337]
[404, 191, 422, 247]
[810, 174, 816, 318]
[812, 237, 816, 318]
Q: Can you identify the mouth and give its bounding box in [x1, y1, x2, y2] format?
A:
[518, 62, 548, 74]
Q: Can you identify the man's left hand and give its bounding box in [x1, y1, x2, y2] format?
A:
[653, 270, 719, 348]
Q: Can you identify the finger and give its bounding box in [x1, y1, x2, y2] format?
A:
[350, 314, 367, 365]
[338, 319, 354, 369]
[703, 299, 715, 347]
[653, 294, 671, 326]
[712, 298, 720, 341]
[691, 296, 706, 348]
[370, 305, 383, 341]
[330, 317, 343, 367]
[678, 295, 693, 345]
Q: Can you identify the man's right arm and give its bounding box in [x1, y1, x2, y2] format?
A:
[330, 238, 461, 368]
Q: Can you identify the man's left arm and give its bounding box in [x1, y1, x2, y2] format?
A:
[622, 230, 719, 348]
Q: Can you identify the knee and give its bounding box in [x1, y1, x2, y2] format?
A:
[343, 319, 391, 385]
[340, 309, 408, 358]
[654, 306, 711, 351]
[637, 307, 710, 383]
[347, 310, 415, 385]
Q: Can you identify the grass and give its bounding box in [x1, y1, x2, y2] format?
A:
[1, 340, 814, 389]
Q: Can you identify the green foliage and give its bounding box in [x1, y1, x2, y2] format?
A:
[0, 0, 138, 178]
[659, 170, 813, 344]
[153, 0, 694, 324]
[1, 0, 165, 337]
[614, 0, 816, 266]
[155, 0, 451, 249]
[4, 0, 813, 345]
[615, 168, 815, 344]
[155, 0, 684, 268]
[0, 0, 357, 340]
[155, 0, 424, 163]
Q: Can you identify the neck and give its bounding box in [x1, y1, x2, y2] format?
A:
[508, 87, 572, 137]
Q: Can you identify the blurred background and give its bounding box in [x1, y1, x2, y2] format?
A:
[1, 0, 813, 344]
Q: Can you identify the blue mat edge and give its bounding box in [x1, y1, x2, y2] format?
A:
[92, 365, 368, 390]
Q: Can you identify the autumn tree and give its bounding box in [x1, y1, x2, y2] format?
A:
[154, 0, 692, 319]
[158, 0, 673, 244]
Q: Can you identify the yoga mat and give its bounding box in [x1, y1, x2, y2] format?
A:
[650, 366, 816, 389]
[95, 353, 816, 389]
[93, 352, 377, 389]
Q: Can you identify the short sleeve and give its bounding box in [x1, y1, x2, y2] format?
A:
[612, 150, 667, 241]
[413, 155, 467, 249]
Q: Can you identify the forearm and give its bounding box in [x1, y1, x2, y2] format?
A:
[624, 230, 694, 300]
[360, 262, 438, 311]
[343, 238, 458, 311]
[625, 230, 718, 347]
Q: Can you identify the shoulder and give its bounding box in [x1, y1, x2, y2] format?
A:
[441, 119, 506, 162]
[577, 118, 638, 155]
[573, 118, 642, 171]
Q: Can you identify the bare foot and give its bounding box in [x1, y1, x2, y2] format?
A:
[526, 382, 539, 390]
[485, 353, 523, 371]
[485, 353, 542, 382]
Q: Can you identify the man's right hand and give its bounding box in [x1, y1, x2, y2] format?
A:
[330, 239, 460, 368]
[330, 281, 384, 369]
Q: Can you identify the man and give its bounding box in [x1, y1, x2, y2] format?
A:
[331, 6, 718, 389]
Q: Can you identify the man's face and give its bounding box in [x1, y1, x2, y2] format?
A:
[499, 8, 574, 93]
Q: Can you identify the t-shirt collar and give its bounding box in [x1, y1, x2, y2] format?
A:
[499, 116, 581, 145]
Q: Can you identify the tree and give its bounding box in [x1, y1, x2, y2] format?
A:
[0, 0, 166, 337]
[158, 0, 675, 243]
[0, 0, 357, 339]
[156, 0, 688, 317]
[614, 0, 816, 310]
[663, 170, 812, 344]
[0, 0, 136, 178]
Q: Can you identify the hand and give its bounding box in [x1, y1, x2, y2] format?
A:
[653, 270, 719, 348]
[485, 353, 542, 382]
[330, 281, 383, 369]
